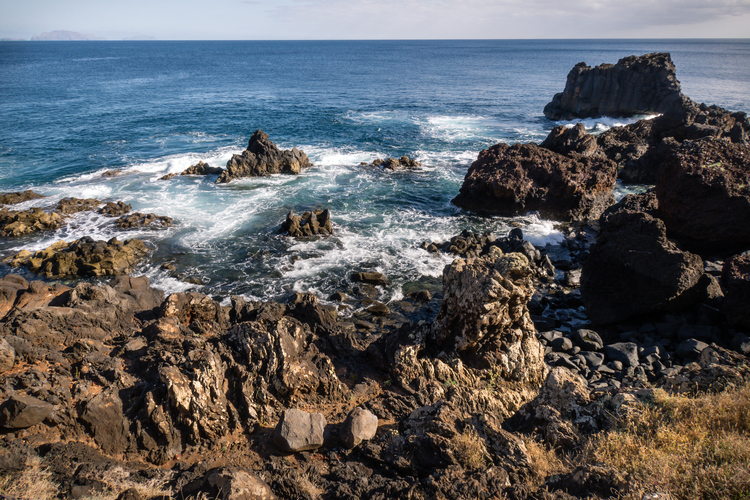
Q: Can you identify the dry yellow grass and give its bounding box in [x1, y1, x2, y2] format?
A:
[586, 385, 750, 500]
[0, 453, 59, 500]
[453, 425, 489, 470]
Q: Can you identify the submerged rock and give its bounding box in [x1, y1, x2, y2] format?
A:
[451, 142, 616, 222]
[280, 209, 332, 237]
[217, 130, 311, 183]
[115, 212, 173, 230]
[543, 52, 683, 121]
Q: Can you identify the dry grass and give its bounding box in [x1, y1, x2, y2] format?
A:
[0, 453, 59, 500]
[452, 426, 489, 470]
[524, 437, 567, 481]
[586, 385, 750, 500]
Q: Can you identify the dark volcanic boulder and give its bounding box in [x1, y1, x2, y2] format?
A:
[451, 142, 616, 222]
[656, 137, 750, 251]
[98, 201, 132, 217]
[280, 209, 332, 237]
[361, 156, 421, 170]
[181, 161, 223, 176]
[6, 236, 149, 278]
[722, 254, 750, 330]
[216, 130, 312, 183]
[580, 198, 704, 324]
[543, 53, 683, 120]
[0, 190, 45, 206]
[539, 123, 598, 157]
[115, 212, 173, 230]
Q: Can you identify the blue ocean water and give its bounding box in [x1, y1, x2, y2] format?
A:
[1, 39, 749, 301]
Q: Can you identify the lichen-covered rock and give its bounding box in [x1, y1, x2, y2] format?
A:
[216, 130, 311, 183]
[0, 207, 64, 237]
[451, 142, 616, 222]
[543, 53, 683, 120]
[273, 408, 326, 452]
[656, 137, 750, 251]
[6, 236, 149, 278]
[280, 209, 332, 237]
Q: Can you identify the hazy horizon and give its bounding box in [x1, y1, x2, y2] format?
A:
[2, 0, 749, 41]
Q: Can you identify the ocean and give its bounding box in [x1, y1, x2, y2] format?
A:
[1, 39, 749, 302]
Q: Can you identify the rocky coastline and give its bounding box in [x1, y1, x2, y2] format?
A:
[1, 53, 749, 500]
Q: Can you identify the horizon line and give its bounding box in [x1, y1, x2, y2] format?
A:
[3, 37, 750, 42]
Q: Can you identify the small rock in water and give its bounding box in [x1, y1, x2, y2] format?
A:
[351, 272, 388, 286]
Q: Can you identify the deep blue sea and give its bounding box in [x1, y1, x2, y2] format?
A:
[1, 39, 749, 302]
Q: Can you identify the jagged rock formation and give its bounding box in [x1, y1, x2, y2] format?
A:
[115, 212, 173, 230]
[181, 160, 223, 176]
[279, 209, 332, 237]
[656, 137, 750, 251]
[98, 201, 132, 216]
[216, 130, 311, 183]
[55, 197, 101, 214]
[580, 192, 704, 324]
[0, 207, 63, 237]
[451, 142, 616, 222]
[5, 237, 149, 278]
[543, 53, 683, 120]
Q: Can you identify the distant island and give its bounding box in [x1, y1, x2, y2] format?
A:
[31, 30, 106, 41]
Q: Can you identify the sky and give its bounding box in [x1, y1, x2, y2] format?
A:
[1, 0, 749, 40]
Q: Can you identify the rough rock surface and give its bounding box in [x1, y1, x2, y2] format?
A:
[540, 123, 598, 157]
[543, 53, 683, 120]
[360, 156, 421, 170]
[181, 160, 223, 176]
[217, 130, 311, 183]
[115, 212, 173, 230]
[6, 236, 149, 278]
[55, 197, 101, 214]
[273, 408, 326, 452]
[0, 190, 45, 206]
[279, 209, 332, 237]
[451, 142, 616, 222]
[656, 137, 750, 251]
[580, 195, 704, 324]
[0, 337, 15, 373]
[192, 468, 276, 500]
[98, 201, 132, 217]
[0, 207, 64, 237]
[351, 272, 389, 287]
[0, 394, 53, 429]
[723, 254, 750, 330]
[340, 407, 378, 449]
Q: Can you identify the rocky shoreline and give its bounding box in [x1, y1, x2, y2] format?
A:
[0, 52, 749, 500]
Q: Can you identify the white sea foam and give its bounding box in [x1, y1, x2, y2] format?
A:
[558, 114, 660, 135]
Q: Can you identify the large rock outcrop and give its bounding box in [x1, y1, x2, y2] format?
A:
[543, 53, 683, 120]
[6, 237, 149, 278]
[216, 130, 311, 183]
[451, 142, 616, 222]
[656, 137, 750, 251]
[0, 207, 64, 237]
[580, 193, 704, 324]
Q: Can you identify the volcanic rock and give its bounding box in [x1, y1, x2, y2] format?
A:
[98, 201, 132, 217]
[0, 337, 15, 373]
[198, 468, 276, 500]
[656, 137, 750, 251]
[0, 394, 53, 429]
[361, 156, 421, 170]
[115, 212, 173, 230]
[580, 198, 704, 324]
[0, 207, 64, 237]
[0, 275, 28, 319]
[280, 209, 332, 237]
[216, 130, 311, 183]
[722, 253, 750, 330]
[451, 142, 616, 222]
[6, 236, 149, 278]
[351, 272, 389, 287]
[181, 160, 223, 176]
[543, 53, 683, 120]
[540, 123, 598, 157]
[55, 197, 101, 214]
[0, 190, 45, 206]
[340, 407, 378, 449]
[273, 408, 326, 452]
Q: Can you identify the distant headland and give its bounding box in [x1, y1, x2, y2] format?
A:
[31, 30, 107, 41]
